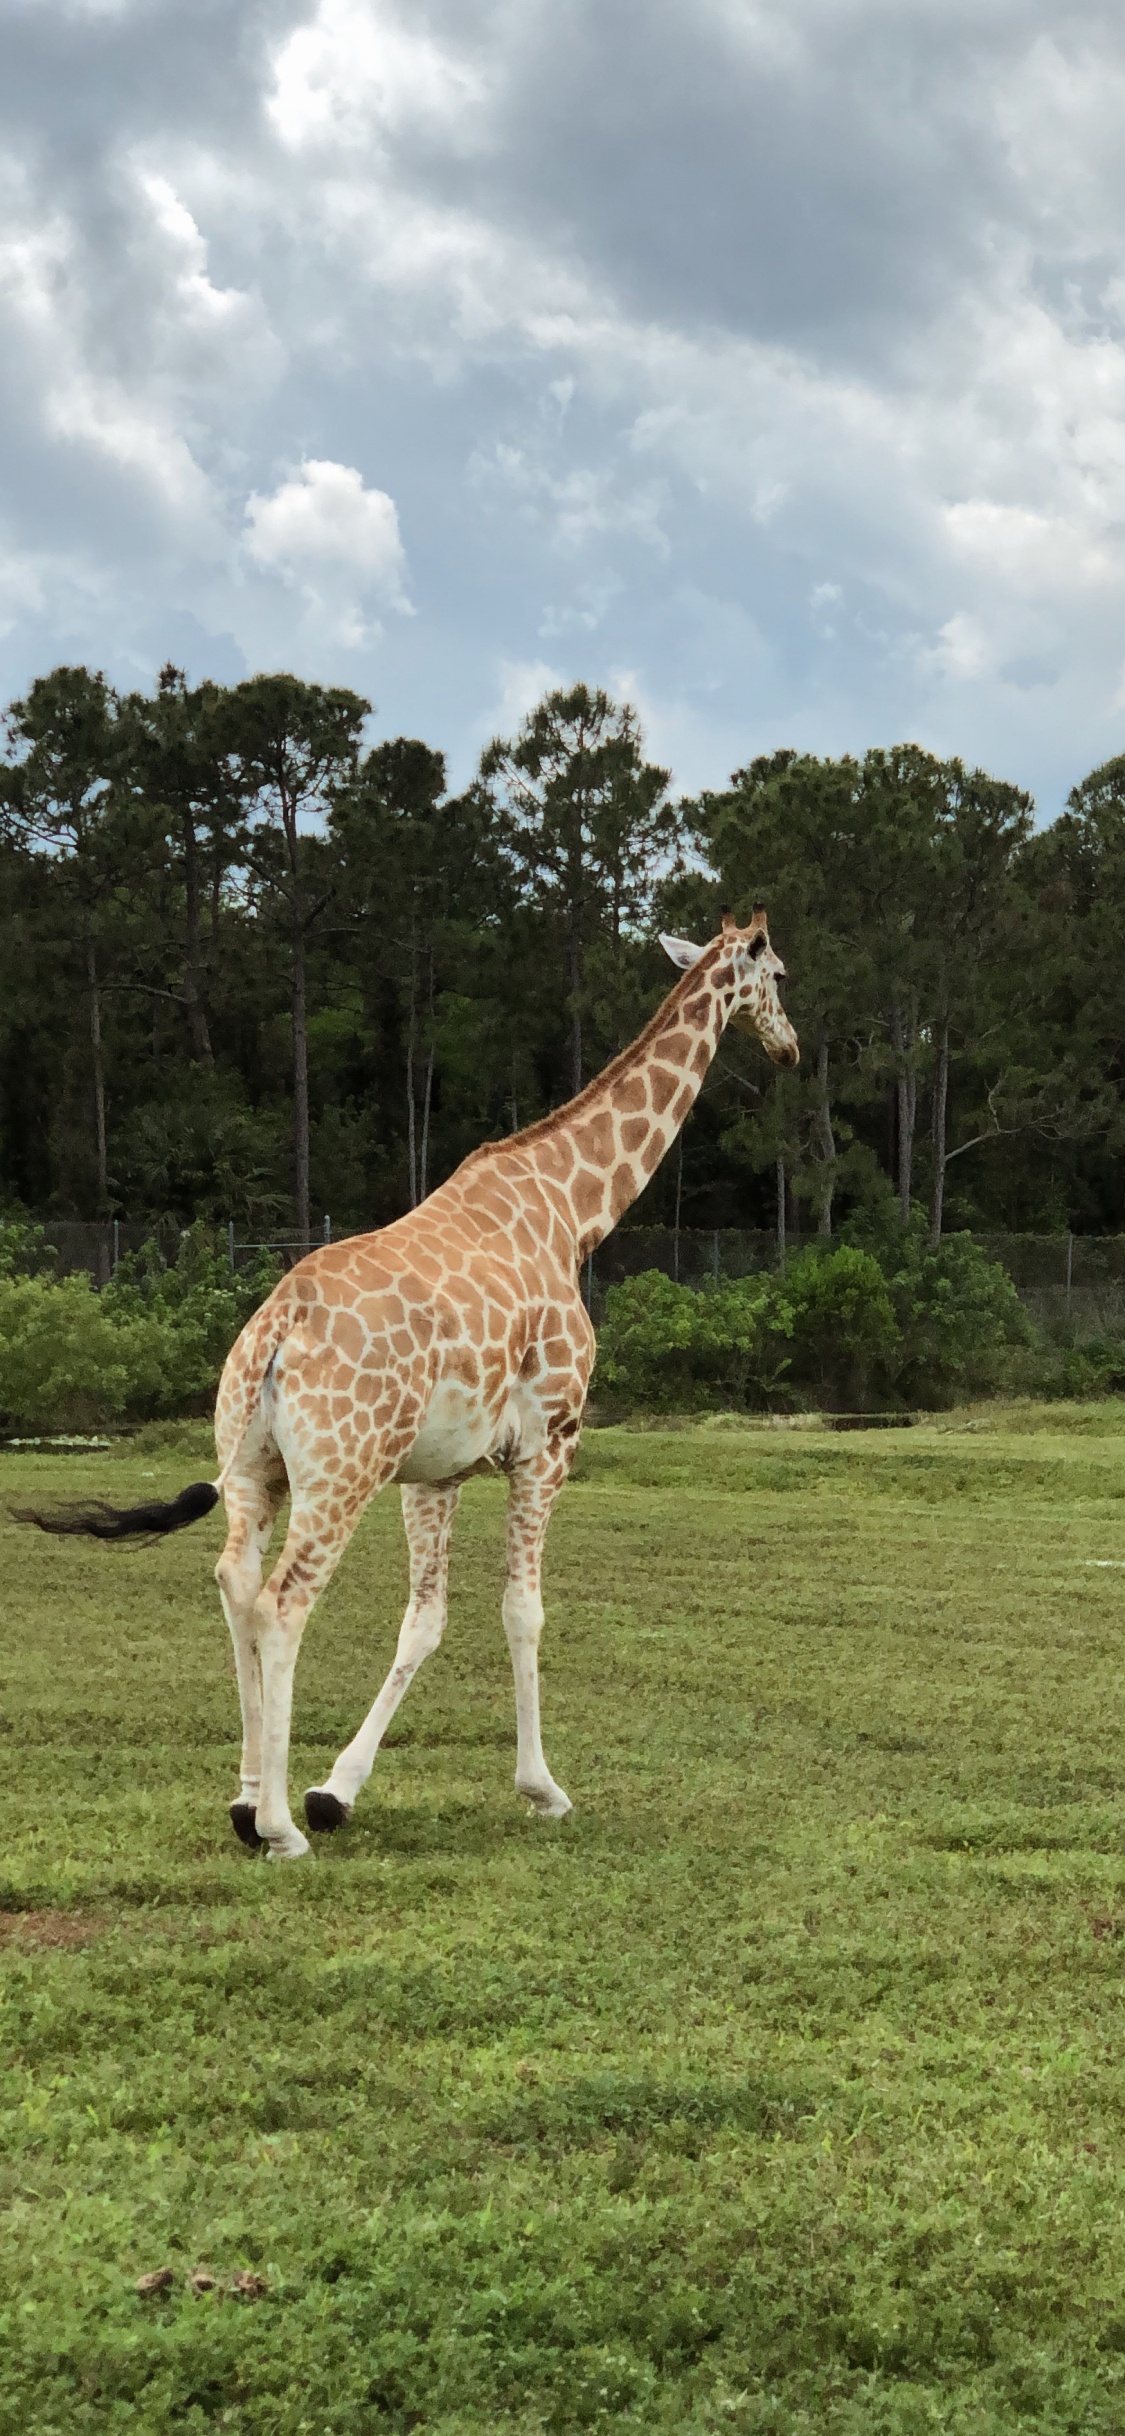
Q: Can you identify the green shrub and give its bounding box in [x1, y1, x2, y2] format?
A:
[884, 1226, 1032, 1406]
[771, 1245, 899, 1409]
[998, 1334, 1125, 1402]
[596, 1250, 897, 1414]
[0, 1272, 165, 1431]
[0, 1215, 59, 1278]
[596, 1234, 1032, 1415]
[0, 1226, 280, 1434]
[595, 1270, 727, 1410]
[102, 1223, 280, 1415]
[595, 1268, 785, 1411]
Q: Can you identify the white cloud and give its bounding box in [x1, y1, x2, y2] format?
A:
[3, 0, 1125, 803]
[267, 0, 489, 152]
[943, 500, 1119, 594]
[478, 657, 566, 744]
[471, 440, 670, 556]
[924, 612, 992, 684]
[243, 458, 411, 645]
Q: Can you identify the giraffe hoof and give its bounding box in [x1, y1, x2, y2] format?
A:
[260, 1823, 311, 1861]
[517, 1781, 573, 1820]
[229, 1801, 263, 1850]
[304, 1786, 351, 1835]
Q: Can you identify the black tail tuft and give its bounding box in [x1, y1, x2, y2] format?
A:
[12, 1479, 220, 1542]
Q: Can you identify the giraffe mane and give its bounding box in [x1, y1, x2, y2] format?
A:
[464, 929, 738, 1164]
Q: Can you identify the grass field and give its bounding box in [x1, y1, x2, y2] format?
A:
[8, 1411, 1125, 2432]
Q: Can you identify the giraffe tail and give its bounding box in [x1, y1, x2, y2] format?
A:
[12, 1480, 219, 1541]
[14, 1276, 304, 1543]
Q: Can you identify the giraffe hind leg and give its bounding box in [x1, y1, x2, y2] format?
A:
[214, 1453, 288, 1853]
[251, 1490, 375, 1863]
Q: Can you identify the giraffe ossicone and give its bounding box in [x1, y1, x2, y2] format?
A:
[20, 912, 797, 1861]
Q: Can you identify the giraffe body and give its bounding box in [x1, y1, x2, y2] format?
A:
[212, 913, 798, 1859]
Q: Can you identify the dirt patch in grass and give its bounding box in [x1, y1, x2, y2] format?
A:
[0, 1908, 102, 1948]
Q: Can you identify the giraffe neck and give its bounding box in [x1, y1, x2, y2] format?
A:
[519, 952, 732, 1259]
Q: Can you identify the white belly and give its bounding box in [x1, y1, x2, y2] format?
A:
[394, 1382, 503, 1485]
[393, 1375, 550, 1486]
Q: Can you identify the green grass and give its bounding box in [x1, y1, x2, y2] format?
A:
[7, 1409, 1125, 2431]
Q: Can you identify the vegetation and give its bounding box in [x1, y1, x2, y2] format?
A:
[0, 1222, 278, 1432]
[3, 667, 1125, 1249]
[6, 1416, 1125, 2428]
[595, 1231, 1031, 1415]
[0, 1218, 1038, 1430]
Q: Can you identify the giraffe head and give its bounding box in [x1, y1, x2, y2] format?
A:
[660, 908, 799, 1066]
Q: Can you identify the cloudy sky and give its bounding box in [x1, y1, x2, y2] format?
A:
[3, 0, 1125, 815]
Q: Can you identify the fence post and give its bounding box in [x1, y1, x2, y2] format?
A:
[227, 1220, 235, 1274]
[712, 1228, 720, 1286]
[112, 1217, 120, 1277]
[323, 1213, 332, 1244]
[777, 1158, 787, 1273]
[1066, 1231, 1074, 1316]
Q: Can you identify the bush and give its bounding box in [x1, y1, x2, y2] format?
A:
[596, 1248, 897, 1414]
[0, 1215, 59, 1279]
[771, 1246, 899, 1409]
[0, 1272, 165, 1432]
[883, 1226, 1032, 1406]
[998, 1335, 1125, 1402]
[595, 1269, 784, 1411]
[101, 1224, 280, 1416]
[0, 1226, 280, 1434]
[595, 1233, 1031, 1415]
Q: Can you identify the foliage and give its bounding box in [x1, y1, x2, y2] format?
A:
[596, 1236, 1026, 1413]
[2, 657, 1125, 1248]
[7, 1422, 1125, 2428]
[594, 1266, 782, 1410]
[0, 1215, 58, 1278]
[771, 1243, 899, 1408]
[0, 1227, 279, 1432]
[0, 1271, 162, 1431]
[884, 1224, 1033, 1404]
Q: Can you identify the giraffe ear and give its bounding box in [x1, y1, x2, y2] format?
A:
[659, 933, 705, 970]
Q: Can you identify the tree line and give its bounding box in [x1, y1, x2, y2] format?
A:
[0, 662, 1122, 1251]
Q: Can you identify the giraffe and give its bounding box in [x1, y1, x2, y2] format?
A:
[22, 910, 797, 1859]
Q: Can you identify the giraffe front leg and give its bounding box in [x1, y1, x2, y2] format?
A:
[305, 1483, 461, 1832]
[504, 1443, 577, 1821]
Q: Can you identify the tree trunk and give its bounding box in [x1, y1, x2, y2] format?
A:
[291, 918, 311, 1253]
[181, 807, 213, 1064]
[890, 1003, 916, 1224]
[405, 916, 418, 1207]
[929, 1017, 949, 1247]
[86, 933, 108, 1211]
[815, 1029, 835, 1236]
[567, 900, 583, 1098]
[776, 1156, 787, 1272]
[419, 946, 435, 1202]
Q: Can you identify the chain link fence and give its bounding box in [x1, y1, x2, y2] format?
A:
[20, 1216, 1125, 1337]
[586, 1227, 1125, 1332]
